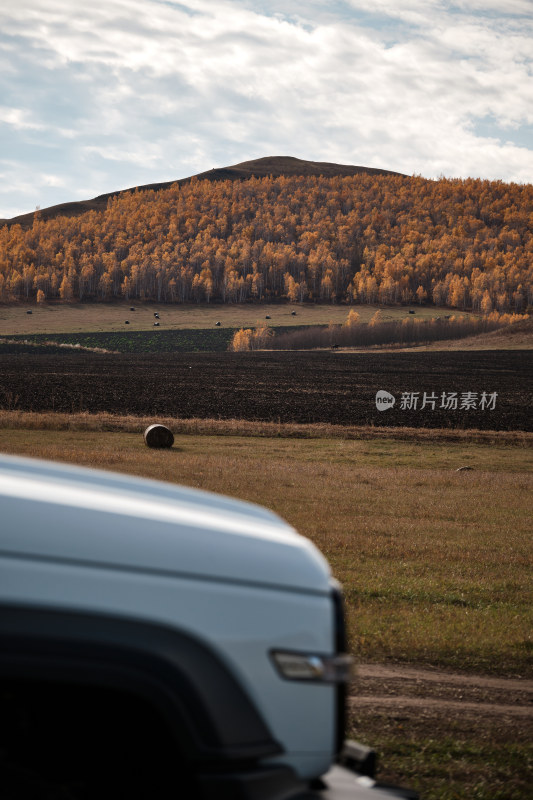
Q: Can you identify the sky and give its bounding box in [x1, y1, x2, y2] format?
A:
[1, 0, 532, 219]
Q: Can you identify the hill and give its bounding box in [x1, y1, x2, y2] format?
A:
[0, 156, 404, 228]
[0, 163, 531, 312]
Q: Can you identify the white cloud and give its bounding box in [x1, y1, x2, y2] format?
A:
[40, 173, 67, 188]
[0, 106, 45, 131]
[0, 0, 532, 217]
[452, 0, 532, 13]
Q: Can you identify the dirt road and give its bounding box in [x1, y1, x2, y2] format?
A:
[351, 664, 533, 719]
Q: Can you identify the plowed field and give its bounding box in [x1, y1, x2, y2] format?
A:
[2, 350, 531, 430]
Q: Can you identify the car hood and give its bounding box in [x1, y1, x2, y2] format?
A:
[0, 455, 331, 594]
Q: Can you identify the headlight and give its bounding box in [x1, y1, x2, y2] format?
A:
[270, 650, 353, 683]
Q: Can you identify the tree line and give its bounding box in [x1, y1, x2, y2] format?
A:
[0, 172, 531, 311]
[229, 311, 527, 351]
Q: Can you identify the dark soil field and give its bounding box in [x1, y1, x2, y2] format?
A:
[1, 350, 531, 430]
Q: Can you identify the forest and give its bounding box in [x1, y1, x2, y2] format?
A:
[0, 172, 531, 312]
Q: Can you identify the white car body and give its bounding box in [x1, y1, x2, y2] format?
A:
[0, 454, 414, 800]
[0, 454, 335, 778]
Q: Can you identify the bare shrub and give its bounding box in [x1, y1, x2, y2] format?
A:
[269, 315, 523, 350]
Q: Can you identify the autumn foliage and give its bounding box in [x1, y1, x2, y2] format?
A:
[230, 325, 274, 351]
[0, 173, 531, 311]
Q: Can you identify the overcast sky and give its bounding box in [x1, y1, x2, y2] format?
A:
[1, 0, 532, 218]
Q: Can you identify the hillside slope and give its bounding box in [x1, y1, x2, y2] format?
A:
[0, 168, 531, 309]
[0, 156, 404, 228]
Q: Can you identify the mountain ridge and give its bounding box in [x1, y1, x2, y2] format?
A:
[1, 156, 407, 228]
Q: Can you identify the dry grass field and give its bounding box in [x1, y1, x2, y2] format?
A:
[1, 415, 531, 676]
[1, 413, 532, 799]
[0, 301, 460, 336]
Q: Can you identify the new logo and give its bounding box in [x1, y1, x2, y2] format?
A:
[375, 390, 396, 411]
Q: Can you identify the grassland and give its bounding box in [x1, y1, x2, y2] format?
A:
[0, 301, 458, 335]
[2, 415, 531, 676]
[2, 413, 532, 799]
[351, 707, 532, 800]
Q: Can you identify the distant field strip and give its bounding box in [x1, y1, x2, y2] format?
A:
[1, 350, 531, 430]
[0, 302, 448, 336]
[0, 328, 235, 352]
[1, 320, 480, 354]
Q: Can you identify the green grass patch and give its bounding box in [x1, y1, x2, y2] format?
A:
[363, 731, 532, 800]
[3, 328, 235, 353]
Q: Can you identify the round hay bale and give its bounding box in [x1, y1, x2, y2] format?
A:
[130, 306, 135, 311]
[144, 424, 174, 449]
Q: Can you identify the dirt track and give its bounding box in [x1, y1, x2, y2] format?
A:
[349, 665, 533, 794]
[349, 662, 533, 760]
[351, 664, 533, 718]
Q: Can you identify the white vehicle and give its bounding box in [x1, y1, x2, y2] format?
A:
[0, 454, 416, 799]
